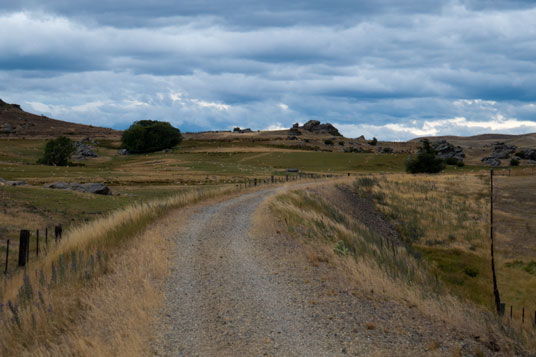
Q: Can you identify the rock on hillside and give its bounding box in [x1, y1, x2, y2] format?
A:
[432, 140, 465, 163]
[73, 138, 98, 160]
[44, 182, 111, 195]
[290, 120, 341, 136]
[481, 142, 517, 166]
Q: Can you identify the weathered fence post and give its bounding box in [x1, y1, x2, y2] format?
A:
[4, 239, 9, 274]
[490, 168, 502, 314]
[271, 175, 274, 184]
[18, 230, 30, 267]
[55, 225, 62, 242]
[500, 303, 505, 317]
[36, 229, 39, 257]
[510, 305, 513, 319]
[522, 307, 525, 324]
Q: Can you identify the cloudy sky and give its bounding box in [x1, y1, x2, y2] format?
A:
[1, 1, 535, 140]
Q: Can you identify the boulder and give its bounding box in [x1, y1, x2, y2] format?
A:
[381, 147, 393, 153]
[6, 180, 26, 186]
[73, 140, 98, 160]
[44, 182, 112, 195]
[0, 177, 5, 185]
[482, 157, 501, 167]
[1, 123, 15, 133]
[516, 148, 536, 160]
[432, 140, 465, 163]
[490, 142, 516, 159]
[119, 148, 130, 155]
[301, 120, 342, 136]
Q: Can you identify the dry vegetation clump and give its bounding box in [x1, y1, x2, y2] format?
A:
[269, 180, 530, 354]
[0, 185, 238, 355]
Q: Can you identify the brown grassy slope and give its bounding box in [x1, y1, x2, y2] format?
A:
[0, 99, 119, 139]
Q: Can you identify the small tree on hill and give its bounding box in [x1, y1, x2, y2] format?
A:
[121, 120, 182, 154]
[405, 139, 445, 174]
[37, 136, 75, 166]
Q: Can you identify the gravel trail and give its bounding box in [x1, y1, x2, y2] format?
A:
[154, 188, 481, 356]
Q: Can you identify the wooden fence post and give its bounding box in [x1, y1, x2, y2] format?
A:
[490, 168, 502, 314]
[18, 230, 30, 267]
[522, 307, 525, 324]
[55, 225, 62, 242]
[36, 229, 39, 257]
[4, 239, 9, 274]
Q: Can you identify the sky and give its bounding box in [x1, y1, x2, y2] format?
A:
[0, 1, 535, 141]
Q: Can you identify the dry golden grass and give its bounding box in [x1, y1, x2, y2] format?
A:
[0, 185, 240, 355]
[268, 179, 531, 354]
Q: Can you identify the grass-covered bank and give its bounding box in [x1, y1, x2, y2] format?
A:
[0, 184, 242, 355]
[268, 179, 532, 354]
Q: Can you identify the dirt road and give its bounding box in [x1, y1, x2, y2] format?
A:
[154, 188, 478, 356]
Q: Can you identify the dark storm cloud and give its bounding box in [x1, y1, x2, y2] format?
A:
[0, 0, 535, 140]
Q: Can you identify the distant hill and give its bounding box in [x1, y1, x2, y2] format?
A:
[0, 99, 119, 138]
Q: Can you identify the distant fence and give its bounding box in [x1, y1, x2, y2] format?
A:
[3, 225, 63, 274]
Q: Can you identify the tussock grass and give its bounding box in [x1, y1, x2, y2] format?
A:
[0, 185, 238, 355]
[269, 181, 530, 353]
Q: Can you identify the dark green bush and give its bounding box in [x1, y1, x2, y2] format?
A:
[445, 157, 458, 165]
[368, 137, 378, 146]
[338, 141, 345, 146]
[510, 158, 520, 166]
[457, 161, 465, 167]
[37, 136, 75, 166]
[324, 139, 334, 145]
[121, 120, 182, 154]
[405, 139, 446, 174]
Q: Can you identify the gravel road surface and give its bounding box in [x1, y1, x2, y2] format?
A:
[154, 188, 483, 356]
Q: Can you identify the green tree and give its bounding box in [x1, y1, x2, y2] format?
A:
[37, 136, 75, 166]
[405, 139, 446, 174]
[121, 120, 182, 154]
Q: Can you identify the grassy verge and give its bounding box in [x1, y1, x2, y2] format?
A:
[269, 181, 529, 353]
[0, 184, 240, 355]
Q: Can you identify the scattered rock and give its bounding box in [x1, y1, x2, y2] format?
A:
[286, 168, 299, 173]
[301, 120, 342, 136]
[6, 181, 27, 186]
[481, 157, 501, 166]
[432, 140, 465, 163]
[44, 182, 112, 195]
[0, 177, 5, 185]
[1, 123, 15, 133]
[287, 135, 298, 140]
[119, 148, 130, 155]
[73, 140, 98, 160]
[233, 127, 253, 133]
[381, 147, 393, 153]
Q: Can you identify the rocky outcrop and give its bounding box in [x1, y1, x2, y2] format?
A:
[515, 148, 536, 161]
[302, 120, 341, 136]
[490, 142, 517, 159]
[481, 157, 501, 167]
[73, 138, 98, 160]
[481, 142, 517, 166]
[44, 182, 112, 195]
[1, 123, 15, 133]
[432, 140, 465, 163]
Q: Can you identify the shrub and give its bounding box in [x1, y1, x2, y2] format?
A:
[405, 139, 446, 174]
[445, 157, 458, 165]
[37, 136, 75, 166]
[324, 139, 334, 145]
[368, 137, 378, 146]
[338, 141, 345, 146]
[457, 161, 465, 167]
[121, 120, 182, 154]
[510, 158, 520, 166]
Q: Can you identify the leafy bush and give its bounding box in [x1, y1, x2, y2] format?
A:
[405, 139, 446, 174]
[37, 136, 75, 166]
[324, 139, 334, 145]
[457, 161, 465, 167]
[368, 137, 378, 146]
[121, 120, 182, 154]
[445, 157, 458, 165]
[510, 158, 520, 166]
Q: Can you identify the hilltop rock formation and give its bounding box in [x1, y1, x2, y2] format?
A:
[44, 182, 111, 195]
[302, 120, 341, 136]
[432, 140, 465, 163]
[515, 148, 536, 161]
